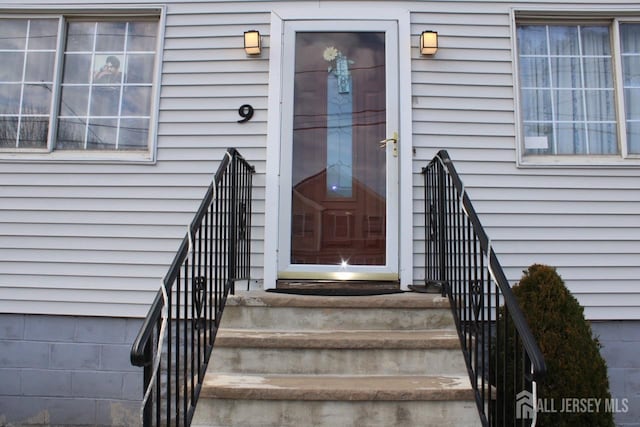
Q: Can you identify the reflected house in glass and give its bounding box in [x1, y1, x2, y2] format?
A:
[292, 168, 386, 265]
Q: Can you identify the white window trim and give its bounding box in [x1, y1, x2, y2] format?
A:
[0, 5, 165, 164]
[512, 7, 640, 168]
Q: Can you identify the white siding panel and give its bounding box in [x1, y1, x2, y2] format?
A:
[411, 1, 640, 320]
[160, 84, 269, 98]
[161, 97, 268, 110]
[0, 1, 270, 317]
[0, 300, 150, 318]
[3, 0, 640, 320]
[412, 83, 514, 99]
[415, 97, 515, 112]
[164, 72, 269, 86]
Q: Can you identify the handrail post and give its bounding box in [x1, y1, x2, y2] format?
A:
[437, 160, 447, 294]
[142, 340, 153, 427]
[422, 167, 431, 283]
[246, 166, 254, 290]
[228, 153, 238, 294]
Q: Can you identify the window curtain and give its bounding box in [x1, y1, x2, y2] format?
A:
[519, 25, 617, 155]
[621, 23, 640, 154]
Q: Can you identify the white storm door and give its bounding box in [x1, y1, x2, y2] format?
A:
[278, 20, 400, 281]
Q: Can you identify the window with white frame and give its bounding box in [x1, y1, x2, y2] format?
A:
[0, 15, 158, 157]
[516, 19, 640, 160]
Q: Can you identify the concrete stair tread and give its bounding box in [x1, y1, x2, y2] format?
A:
[200, 373, 475, 401]
[215, 328, 461, 349]
[193, 290, 481, 426]
[226, 290, 450, 309]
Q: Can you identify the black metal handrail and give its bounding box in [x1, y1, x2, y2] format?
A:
[423, 150, 546, 426]
[130, 148, 254, 427]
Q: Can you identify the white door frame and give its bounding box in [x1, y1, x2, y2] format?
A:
[264, 6, 413, 289]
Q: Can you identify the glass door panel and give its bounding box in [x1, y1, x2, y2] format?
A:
[291, 31, 387, 266]
[278, 20, 399, 280]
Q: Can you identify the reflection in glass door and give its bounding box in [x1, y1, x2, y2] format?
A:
[290, 31, 388, 267]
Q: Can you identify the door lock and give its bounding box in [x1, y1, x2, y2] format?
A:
[380, 132, 398, 157]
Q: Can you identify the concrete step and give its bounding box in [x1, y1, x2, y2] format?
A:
[200, 373, 474, 401]
[192, 290, 480, 427]
[221, 291, 455, 330]
[192, 374, 480, 427]
[192, 399, 480, 427]
[209, 328, 467, 375]
[215, 328, 460, 349]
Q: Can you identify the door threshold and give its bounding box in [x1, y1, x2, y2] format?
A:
[277, 272, 399, 282]
[272, 279, 402, 296]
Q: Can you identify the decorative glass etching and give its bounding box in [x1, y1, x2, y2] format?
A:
[325, 47, 354, 197]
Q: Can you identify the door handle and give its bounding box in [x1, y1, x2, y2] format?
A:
[379, 132, 398, 157]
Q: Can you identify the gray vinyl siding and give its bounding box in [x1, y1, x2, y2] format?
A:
[1, 0, 639, 320]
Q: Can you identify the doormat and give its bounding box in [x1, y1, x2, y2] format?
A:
[266, 288, 406, 296]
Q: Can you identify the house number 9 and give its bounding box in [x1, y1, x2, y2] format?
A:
[237, 104, 254, 123]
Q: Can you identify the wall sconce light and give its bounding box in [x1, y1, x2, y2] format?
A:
[420, 31, 438, 56]
[244, 30, 261, 56]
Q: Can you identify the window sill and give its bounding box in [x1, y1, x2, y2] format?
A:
[0, 150, 155, 164]
[518, 155, 640, 169]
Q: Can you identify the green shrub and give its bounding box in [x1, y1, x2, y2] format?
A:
[498, 264, 614, 427]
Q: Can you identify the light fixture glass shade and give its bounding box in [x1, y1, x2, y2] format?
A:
[420, 31, 438, 55]
[244, 30, 261, 55]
